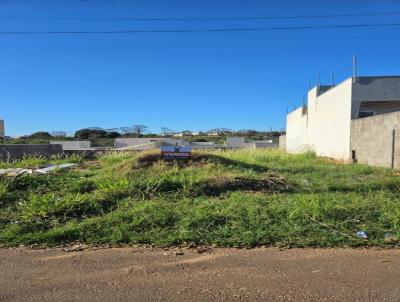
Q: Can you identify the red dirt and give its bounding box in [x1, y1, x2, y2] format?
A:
[1, 247, 400, 301]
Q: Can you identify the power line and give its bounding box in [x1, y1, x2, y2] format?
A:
[1, 11, 400, 21]
[1, 23, 400, 35]
[333, 26, 400, 81]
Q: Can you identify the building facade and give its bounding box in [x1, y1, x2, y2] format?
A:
[285, 76, 400, 166]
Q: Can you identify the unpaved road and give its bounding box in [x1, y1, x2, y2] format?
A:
[1, 247, 400, 302]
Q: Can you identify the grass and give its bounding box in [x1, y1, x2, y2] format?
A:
[0, 149, 400, 247]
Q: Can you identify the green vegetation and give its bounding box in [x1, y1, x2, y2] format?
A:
[1, 149, 399, 247]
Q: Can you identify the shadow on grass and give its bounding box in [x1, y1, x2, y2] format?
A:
[193, 176, 295, 197]
[320, 181, 400, 193]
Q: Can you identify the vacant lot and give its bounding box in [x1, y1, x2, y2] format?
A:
[0, 149, 400, 247]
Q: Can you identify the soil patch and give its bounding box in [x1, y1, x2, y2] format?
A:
[196, 175, 294, 196]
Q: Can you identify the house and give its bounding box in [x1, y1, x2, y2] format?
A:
[284, 76, 400, 168]
[206, 131, 219, 136]
[173, 131, 197, 137]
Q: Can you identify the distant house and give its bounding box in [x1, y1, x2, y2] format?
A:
[173, 131, 199, 137]
[206, 131, 219, 136]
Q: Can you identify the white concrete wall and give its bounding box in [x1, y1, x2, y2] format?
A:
[285, 76, 400, 161]
[286, 107, 309, 153]
[306, 79, 353, 160]
[278, 135, 286, 150]
[286, 79, 353, 160]
[0, 120, 4, 137]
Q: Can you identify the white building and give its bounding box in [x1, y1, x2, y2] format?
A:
[285, 76, 400, 161]
[173, 131, 199, 137]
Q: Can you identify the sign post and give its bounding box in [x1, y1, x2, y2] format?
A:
[161, 146, 192, 159]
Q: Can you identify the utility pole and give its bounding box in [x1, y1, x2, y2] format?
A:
[331, 72, 335, 86]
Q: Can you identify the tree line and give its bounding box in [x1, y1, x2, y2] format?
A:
[5, 126, 285, 143]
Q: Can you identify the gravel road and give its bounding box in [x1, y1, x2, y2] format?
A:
[1, 247, 399, 301]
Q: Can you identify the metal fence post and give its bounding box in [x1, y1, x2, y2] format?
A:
[391, 129, 396, 169]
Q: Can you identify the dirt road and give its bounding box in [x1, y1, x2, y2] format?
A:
[1, 247, 399, 301]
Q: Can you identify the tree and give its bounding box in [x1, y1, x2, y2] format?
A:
[133, 125, 148, 138]
[28, 131, 53, 139]
[105, 131, 121, 139]
[161, 127, 174, 137]
[74, 128, 107, 140]
[119, 127, 134, 135]
[238, 129, 258, 136]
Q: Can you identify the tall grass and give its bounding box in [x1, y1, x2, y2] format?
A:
[0, 149, 400, 247]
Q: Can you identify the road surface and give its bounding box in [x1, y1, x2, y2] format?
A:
[1, 247, 399, 301]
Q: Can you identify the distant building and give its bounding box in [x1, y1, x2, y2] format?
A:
[284, 76, 400, 168]
[173, 132, 187, 137]
[173, 131, 199, 137]
[206, 131, 219, 136]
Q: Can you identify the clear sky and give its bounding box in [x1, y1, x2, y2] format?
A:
[1, 0, 400, 136]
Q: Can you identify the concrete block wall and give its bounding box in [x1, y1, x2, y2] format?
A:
[50, 141, 91, 151]
[226, 137, 246, 148]
[226, 137, 255, 149]
[351, 111, 400, 169]
[114, 138, 184, 148]
[254, 141, 278, 148]
[116, 141, 162, 151]
[0, 144, 63, 161]
[189, 142, 216, 149]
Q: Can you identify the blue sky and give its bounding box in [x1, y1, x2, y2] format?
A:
[1, 0, 400, 136]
